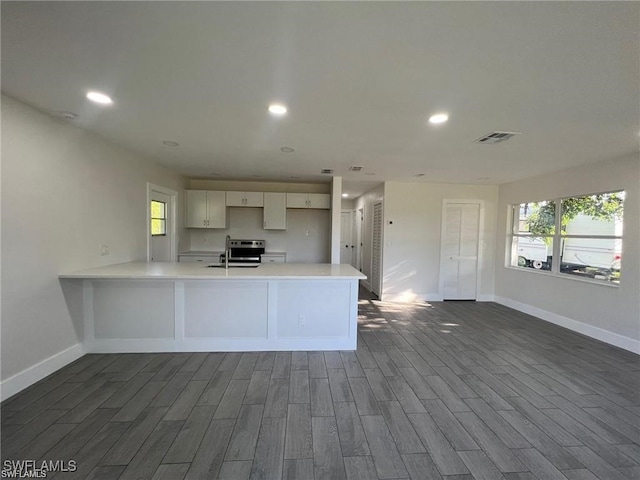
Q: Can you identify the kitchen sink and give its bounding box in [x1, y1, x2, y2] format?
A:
[207, 264, 260, 268]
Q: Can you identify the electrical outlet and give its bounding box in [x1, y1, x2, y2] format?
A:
[99, 244, 110, 256]
[298, 315, 306, 326]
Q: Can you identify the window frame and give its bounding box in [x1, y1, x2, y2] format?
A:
[150, 200, 167, 237]
[507, 190, 624, 285]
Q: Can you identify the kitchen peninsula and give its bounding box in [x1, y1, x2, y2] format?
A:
[60, 262, 365, 353]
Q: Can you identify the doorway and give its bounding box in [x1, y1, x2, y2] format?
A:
[147, 183, 177, 262]
[440, 200, 482, 300]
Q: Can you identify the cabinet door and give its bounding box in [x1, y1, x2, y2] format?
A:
[186, 190, 208, 228]
[308, 193, 331, 209]
[225, 191, 246, 207]
[207, 191, 228, 228]
[261, 254, 286, 263]
[286, 193, 309, 208]
[263, 192, 287, 230]
[244, 191, 264, 207]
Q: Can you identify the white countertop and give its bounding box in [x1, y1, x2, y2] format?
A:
[60, 261, 366, 280]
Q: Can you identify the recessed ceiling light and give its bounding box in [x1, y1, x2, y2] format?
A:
[342, 193, 349, 198]
[86, 91, 113, 105]
[162, 141, 179, 147]
[268, 104, 287, 115]
[280, 146, 295, 153]
[428, 113, 448, 124]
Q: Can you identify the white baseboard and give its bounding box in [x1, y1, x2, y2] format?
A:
[381, 293, 495, 303]
[494, 296, 640, 354]
[0, 343, 86, 402]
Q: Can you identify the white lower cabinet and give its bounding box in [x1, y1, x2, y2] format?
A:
[263, 192, 287, 230]
[261, 253, 286, 264]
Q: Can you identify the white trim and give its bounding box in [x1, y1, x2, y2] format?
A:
[85, 337, 356, 353]
[147, 183, 178, 262]
[0, 343, 86, 402]
[494, 295, 640, 354]
[439, 199, 485, 300]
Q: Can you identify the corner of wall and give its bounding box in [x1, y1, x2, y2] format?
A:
[0, 343, 86, 402]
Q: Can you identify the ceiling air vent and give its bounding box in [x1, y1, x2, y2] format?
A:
[475, 131, 521, 144]
[321, 168, 334, 175]
[349, 166, 364, 171]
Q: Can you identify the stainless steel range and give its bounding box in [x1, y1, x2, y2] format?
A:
[220, 239, 265, 264]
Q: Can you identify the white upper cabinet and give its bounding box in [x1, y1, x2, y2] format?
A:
[263, 192, 287, 230]
[308, 193, 331, 209]
[186, 190, 227, 228]
[286, 193, 330, 209]
[226, 191, 264, 207]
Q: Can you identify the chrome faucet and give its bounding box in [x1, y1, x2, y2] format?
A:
[225, 235, 231, 270]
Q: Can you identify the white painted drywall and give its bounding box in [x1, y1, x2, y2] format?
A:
[380, 182, 499, 302]
[1, 95, 188, 384]
[495, 154, 640, 346]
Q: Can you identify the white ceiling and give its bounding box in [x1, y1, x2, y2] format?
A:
[2, 2, 638, 197]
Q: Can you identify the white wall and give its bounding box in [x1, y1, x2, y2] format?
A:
[1, 95, 188, 388]
[381, 182, 499, 302]
[495, 155, 640, 351]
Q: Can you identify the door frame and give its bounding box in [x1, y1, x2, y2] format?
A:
[147, 183, 178, 262]
[438, 199, 484, 301]
[356, 207, 364, 271]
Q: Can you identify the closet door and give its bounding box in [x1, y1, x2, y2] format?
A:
[441, 202, 480, 300]
[371, 202, 383, 297]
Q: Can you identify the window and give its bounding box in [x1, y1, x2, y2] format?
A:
[150, 200, 166, 236]
[509, 191, 624, 284]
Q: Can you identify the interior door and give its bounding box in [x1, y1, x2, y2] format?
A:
[340, 211, 353, 264]
[150, 190, 172, 262]
[371, 202, 383, 297]
[441, 202, 480, 300]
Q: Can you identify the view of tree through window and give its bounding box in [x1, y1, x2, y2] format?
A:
[510, 191, 624, 284]
[151, 200, 166, 236]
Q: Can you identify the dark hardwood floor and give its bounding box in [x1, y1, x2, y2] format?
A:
[2, 288, 639, 479]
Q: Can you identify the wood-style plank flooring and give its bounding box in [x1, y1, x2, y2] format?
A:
[2, 289, 639, 479]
